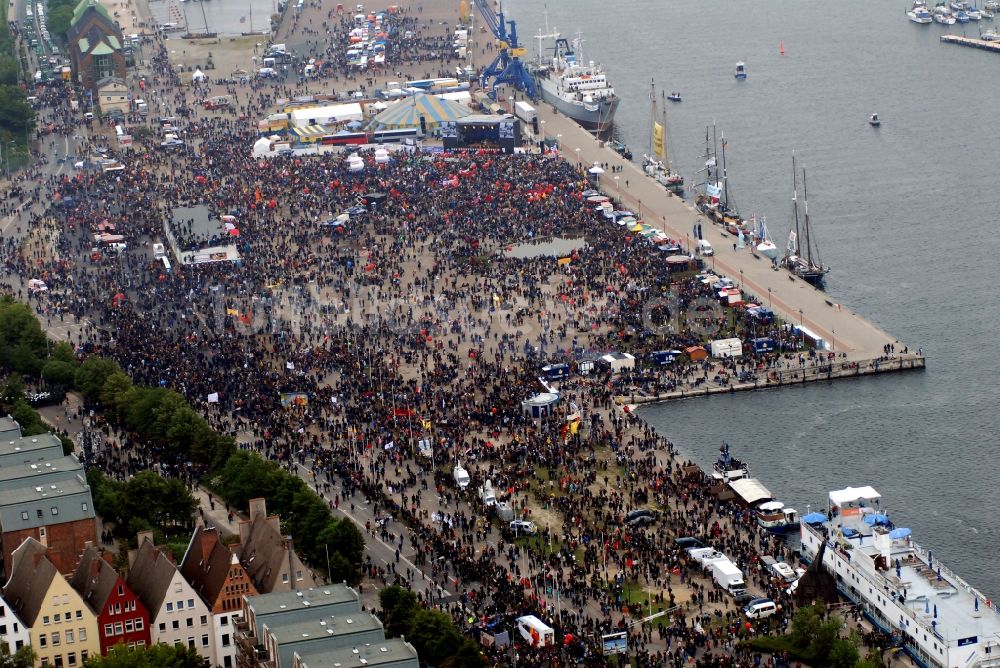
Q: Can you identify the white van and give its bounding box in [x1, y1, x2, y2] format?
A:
[744, 599, 778, 620]
[696, 239, 714, 256]
[152, 243, 166, 259]
[452, 463, 470, 490]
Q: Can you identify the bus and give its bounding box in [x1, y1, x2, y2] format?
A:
[319, 132, 368, 146]
[371, 128, 418, 143]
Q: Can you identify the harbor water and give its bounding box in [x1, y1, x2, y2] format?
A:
[149, 0, 276, 37]
[507, 0, 1000, 597]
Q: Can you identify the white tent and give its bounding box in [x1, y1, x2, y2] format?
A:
[192, 69, 207, 82]
[374, 148, 390, 164]
[347, 155, 365, 173]
[588, 164, 605, 174]
[252, 137, 273, 158]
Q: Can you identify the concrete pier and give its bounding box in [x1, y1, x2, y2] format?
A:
[622, 354, 926, 406]
[940, 34, 1000, 53]
[531, 99, 921, 363]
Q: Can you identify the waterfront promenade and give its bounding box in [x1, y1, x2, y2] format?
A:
[532, 100, 918, 363]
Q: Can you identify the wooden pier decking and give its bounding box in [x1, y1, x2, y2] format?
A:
[940, 34, 1000, 52]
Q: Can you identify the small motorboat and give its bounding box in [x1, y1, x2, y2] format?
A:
[870, 113, 881, 127]
[666, 92, 682, 102]
[735, 61, 747, 79]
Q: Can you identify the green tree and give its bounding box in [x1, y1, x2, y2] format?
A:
[789, 602, 824, 649]
[87, 469, 119, 520]
[0, 642, 36, 668]
[1, 372, 24, 403]
[41, 359, 77, 387]
[49, 341, 77, 365]
[441, 640, 486, 668]
[84, 642, 208, 668]
[46, 6, 74, 41]
[0, 299, 47, 369]
[115, 472, 197, 536]
[10, 399, 46, 436]
[809, 615, 844, 661]
[318, 518, 365, 571]
[828, 637, 860, 668]
[379, 585, 417, 637]
[100, 371, 134, 414]
[75, 356, 122, 403]
[407, 609, 466, 667]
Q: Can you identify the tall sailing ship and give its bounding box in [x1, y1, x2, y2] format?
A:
[781, 154, 830, 287]
[642, 82, 684, 196]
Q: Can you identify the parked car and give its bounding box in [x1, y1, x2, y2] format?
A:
[509, 519, 537, 535]
[625, 508, 658, 527]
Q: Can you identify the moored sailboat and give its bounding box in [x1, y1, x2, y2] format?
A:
[642, 81, 684, 196]
[781, 154, 830, 287]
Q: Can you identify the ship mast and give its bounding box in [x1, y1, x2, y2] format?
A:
[791, 153, 801, 257]
[648, 79, 656, 159]
[661, 91, 670, 169]
[802, 163, 814, 268]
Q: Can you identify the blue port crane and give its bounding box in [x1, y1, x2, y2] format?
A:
[473, 0, 537, 100]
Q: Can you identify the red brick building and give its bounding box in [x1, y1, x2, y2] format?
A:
[0, 427, 97, 577]
[71, 546, 151, 654]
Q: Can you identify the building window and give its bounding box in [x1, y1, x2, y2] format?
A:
[117, 586, 124, 596]
[51, 507, 58, 516]
[114, 622, 123, 635]
[52, 632, 60, 646]
[174, 583, 183, 593]
[296, 571, 303, 581]
[43, 616, 51, 625]
[0, 625, 6, 635]
[75, 610, 81, 619]
[80, 651, 87, 661]
[103, 624, 113, 637]
[166, 603, 173, 612]
[125, 620, 133, 633]
[187, 599, 194, 609]
[54, 656, 63, 668]
[20, 511, 28, 521]
[158, 623, 165, 633]
[200, 635, 208, 648]
[199, 616, 207, 626]
[135, 619, 143, 631]
[39, 635, 47, 647]
[171, 621, 179, 630]
[222, 634, 230, 647]
[186, 618, 193, 628]
[281, 573, 289, 583]
[78, 630, 86, 642]
[223, 657, 232, 668]
[65, 630, 73, 644]
[93, 53, 114, 80]
[67, 655, 76, 668]
[81, 503, 88, 512]
[54, 614, 60, 623]
[187, 638, 195, 649]
[37, 509, 44, 518]
[220, 616, 228, 626]
[40, 659, 48, 668]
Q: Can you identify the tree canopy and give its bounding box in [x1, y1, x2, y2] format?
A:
[378, 585, 484, 668]
[84, 643, 209, 668]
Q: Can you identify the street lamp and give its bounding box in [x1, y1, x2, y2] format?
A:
[832, 329, 836, 352]
[613, 175, 619, 203]
[767, 287, 772, 309]
[739, 268, 743, 289]
[798, 309, 804, 348]
[5, 141, 13, 178]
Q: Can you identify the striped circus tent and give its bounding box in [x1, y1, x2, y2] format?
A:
[371, 92, 472, 130]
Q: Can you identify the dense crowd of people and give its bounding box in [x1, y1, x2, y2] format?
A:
[0, 5, 895, 667]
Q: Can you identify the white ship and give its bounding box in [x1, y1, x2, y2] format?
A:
[533, 32, 619, 133]
[800, 486, 1000, 668]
